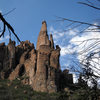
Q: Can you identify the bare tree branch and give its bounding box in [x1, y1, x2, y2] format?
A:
[0, 13, 21, 42]
[56, 16, 100, 28]
[3, 8, 16, 16]
[78, 2, 100, 10]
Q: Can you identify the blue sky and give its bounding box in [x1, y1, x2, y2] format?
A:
[0, 0, 100, 81]
[0, 0, 99, 44]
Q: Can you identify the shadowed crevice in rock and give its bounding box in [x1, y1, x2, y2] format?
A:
[46, 65, 48, 80]
[18, 64, 25, 76]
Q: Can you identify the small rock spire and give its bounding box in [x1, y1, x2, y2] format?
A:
[9, 38, 12, 44]
[50, 34, 54, 49]
[36, 21, 50, 50]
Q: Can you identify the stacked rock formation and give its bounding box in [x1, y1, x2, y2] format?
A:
[0, 21, 73, 93]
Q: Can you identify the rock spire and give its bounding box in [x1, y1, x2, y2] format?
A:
[36, 21, 50, 50]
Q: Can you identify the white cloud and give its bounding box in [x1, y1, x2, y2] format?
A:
[67, 29, 78, 36]
[49, 25, 100, 57]
[5, 35, 10, 39]
[70, 31, 100, 46]
[49, 26, 77, 39]
[60, 45, 77, 56]
[69, 26, 100, 78]
[49, 26, 64, 39]
[49, 25, 100, 84]
[0, 37, 4, 41]
[73, 73, 78, 83]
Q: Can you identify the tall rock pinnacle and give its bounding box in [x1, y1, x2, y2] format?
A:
[40, 21, 47, 32]
[36, 21, 50, 50]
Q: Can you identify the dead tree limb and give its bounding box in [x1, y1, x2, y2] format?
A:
[78, 2, 100, 10]
[0, 13, 21, 42]
[56, 16, 100, 28]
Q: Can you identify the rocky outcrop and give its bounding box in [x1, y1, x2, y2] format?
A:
[0, 21, 73, 93]
[0, 39, 16, 79]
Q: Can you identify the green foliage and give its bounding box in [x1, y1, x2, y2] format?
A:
[0, 79, 57, 100]
[0, 79, 100, 100]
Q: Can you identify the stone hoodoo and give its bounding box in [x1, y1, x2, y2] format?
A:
[0, 21, 73, 93]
